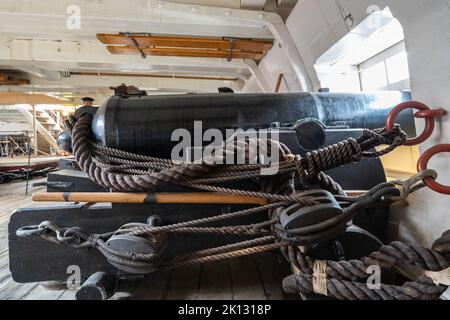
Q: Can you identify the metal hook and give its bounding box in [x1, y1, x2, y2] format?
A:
[388, 169, 438, 201]
[16, 224, 47, 238]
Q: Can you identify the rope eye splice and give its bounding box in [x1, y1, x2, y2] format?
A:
[20, 101, 450, 300]
[387, 169, 438, 202]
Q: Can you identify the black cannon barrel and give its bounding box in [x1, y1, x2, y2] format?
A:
[92, 92, 415, 157]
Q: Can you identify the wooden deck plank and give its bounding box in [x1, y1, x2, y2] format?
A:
[229, 255, 266, 300]
[0, 179, 46, 225]
[0, 228, 8, 253]
[0, 277, 39, 300]
[165, 264, 201, 300]
[0, 254, 9, 275]
[0, 251, 9, 265]
[131, 271, 170, 300]
[110, 279, 141, 300]
[22, 285, 66, 300]
[0, 247, 8, 258]
[253, 253, 289, 300]
[0, 264, 10, 285]
[198, 261, 232, 300]
[0, 178, 45, 195]
[57, 289, 77, 300]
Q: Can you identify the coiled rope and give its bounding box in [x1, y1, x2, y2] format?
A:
[282, 230, 450, 300]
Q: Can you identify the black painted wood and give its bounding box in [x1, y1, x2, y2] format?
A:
[9, 202, 261, 283]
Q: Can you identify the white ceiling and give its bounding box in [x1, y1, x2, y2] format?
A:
[0, 0, 297, 104]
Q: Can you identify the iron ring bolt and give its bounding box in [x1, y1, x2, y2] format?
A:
[386, 101, 446, 146]
[418, 144, 450, 195]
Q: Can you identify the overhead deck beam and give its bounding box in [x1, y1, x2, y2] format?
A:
[0, 0, 312, 91]
[0, 39, 260, 92]
[6, 61, 249, 83]
[0, 74, 244, 94]
[0, 0, 273, 40]
[0, 39, 250, 73]
[0, 38, 252, 80]
[9, 65, 61, 81]
[70, 72, 239, 82]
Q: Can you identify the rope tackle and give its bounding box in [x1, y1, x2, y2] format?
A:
[17, 101, 450, 300]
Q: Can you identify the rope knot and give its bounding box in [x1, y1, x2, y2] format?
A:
[358, 125, 407, 157]
[292, 138, 362, 184]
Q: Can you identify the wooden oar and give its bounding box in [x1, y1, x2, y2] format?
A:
[32, 190, 367, 205]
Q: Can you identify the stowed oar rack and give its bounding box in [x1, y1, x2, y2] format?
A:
[97, 33, 273, 61]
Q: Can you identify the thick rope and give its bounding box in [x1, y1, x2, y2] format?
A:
[69, 114, 405, 194]
[282, 230, 450, 300]
[283, 274, 446, 300]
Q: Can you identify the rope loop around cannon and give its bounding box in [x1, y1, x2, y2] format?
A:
[68, 113, 407, 196]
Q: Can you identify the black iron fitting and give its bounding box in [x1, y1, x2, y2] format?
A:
[279, 190, 343, 230]
[32, 181, 75, 192]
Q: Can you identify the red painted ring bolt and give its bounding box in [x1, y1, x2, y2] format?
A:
[415, 108, 446, 119]
[417, 144, 450, 195]
[386, 101, 436, 146]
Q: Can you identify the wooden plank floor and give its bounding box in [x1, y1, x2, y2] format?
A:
[0, 179, 293, 300]
[0, 156, 60, 166]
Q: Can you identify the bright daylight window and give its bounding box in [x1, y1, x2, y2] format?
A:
[360, 61, 388, 91]
[385, 51, 410, 84]
[359, 41, 410, 91]
[315, 8, 410, 93]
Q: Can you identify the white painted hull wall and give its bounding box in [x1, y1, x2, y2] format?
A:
[244, 0, 450, 247]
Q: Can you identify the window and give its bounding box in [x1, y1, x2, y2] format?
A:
[359, 41, 410, 91]
[314, 8, 410, 93]
[360, 61, 388, 91]
[386, 51, 410, 84]
[317, 70, 361, 93]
